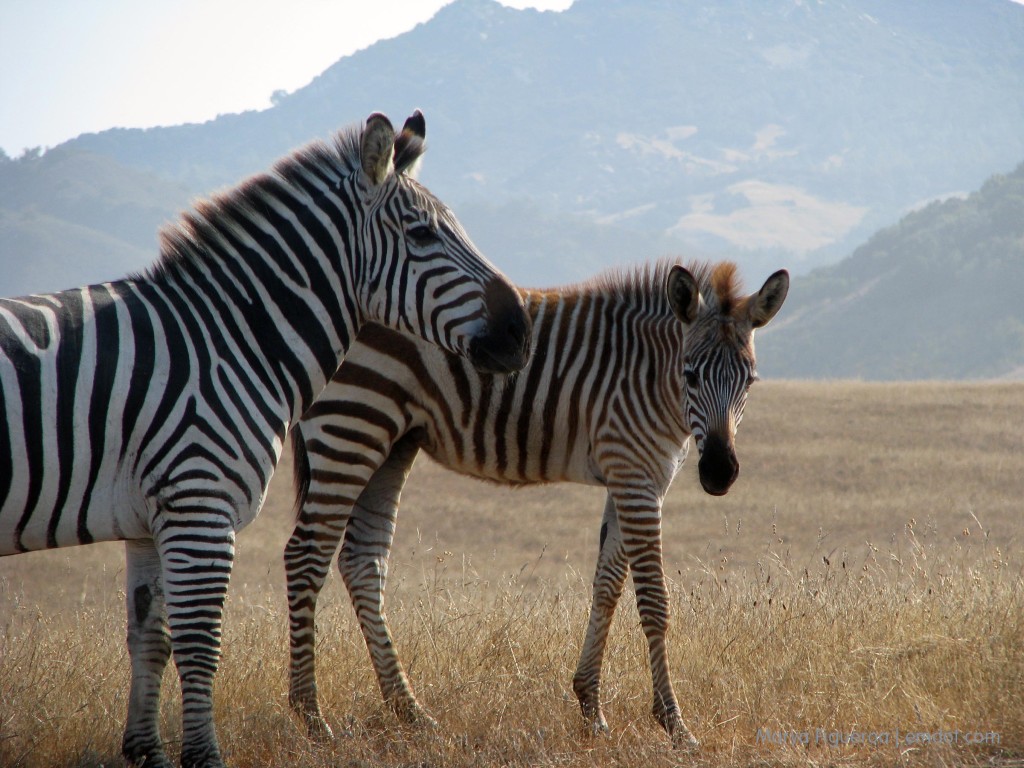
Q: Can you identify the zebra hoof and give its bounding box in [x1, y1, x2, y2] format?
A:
[655, 709, 699, 751]
[668, 721, 699, 751]
[672, 730, 700, 751]
[587, 716, 611, 738]
[304, 714, 336, 742]
[179, 743, 225, 768]
[290, 693, 336, 742]
[412, 712, 440, 731]
[396, 701, 439, 730]
[122, 738, 173, 768]
[574, 695, 609, 738]
[124, 751, 173, 768]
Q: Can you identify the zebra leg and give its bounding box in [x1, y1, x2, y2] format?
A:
[610, 486, 698, 750]
[122, 539, 173, 768]
[284, 500, 349, 739]
[572, 494, 628, 736]
[285, 428, 415, 737]
[155, 512, 235, 768]
[339, 436, 435, 726]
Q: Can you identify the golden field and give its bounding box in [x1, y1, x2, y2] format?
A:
[1, 381, 1022, 767]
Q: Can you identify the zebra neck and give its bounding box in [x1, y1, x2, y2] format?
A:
[146, 245, 360, 430]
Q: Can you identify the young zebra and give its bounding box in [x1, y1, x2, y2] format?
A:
[285, 259, 788, 748]
[0, 111, 530, 768]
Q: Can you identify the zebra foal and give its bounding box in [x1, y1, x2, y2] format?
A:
[0, 111, 530, 768]
[286, 259, 788, 748]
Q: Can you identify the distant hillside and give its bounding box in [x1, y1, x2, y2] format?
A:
[60, 0, 1024, 273]
[757, 161, 1024, 380]
[0, 208, 154, 296]
[0, 148, 190, 294]
[0, 143, 703, 294]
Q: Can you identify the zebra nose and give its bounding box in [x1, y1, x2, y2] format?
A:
[697, 433, 739, 496]
[468, 279, 532, 374]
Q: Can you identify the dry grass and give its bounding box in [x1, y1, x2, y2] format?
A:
[1, 381, 1023, 767]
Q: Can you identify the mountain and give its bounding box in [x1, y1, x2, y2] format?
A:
[58, 0, 1024, 275]
[756, 161, 1024, 380]
[2, 0, 1024, 378]
[0, 147, 192, 295]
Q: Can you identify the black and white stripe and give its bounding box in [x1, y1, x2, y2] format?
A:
[284, 259, 788, 747]
[0, 111, 529, 768]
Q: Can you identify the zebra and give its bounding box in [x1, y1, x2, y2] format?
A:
[284, 258, 789, 748]
[0, 110, 531, 768]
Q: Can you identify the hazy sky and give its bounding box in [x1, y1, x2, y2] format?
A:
[0, 0, 573, 157]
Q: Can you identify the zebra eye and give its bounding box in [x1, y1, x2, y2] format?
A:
[684, 369, 699, 389]
[407, 224, 437, 245]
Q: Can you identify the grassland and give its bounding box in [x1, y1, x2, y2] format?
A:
[1, 381, 1022, 767]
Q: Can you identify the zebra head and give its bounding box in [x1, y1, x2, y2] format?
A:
[668, 263, 789, 496]
[354, 111, 531, 374]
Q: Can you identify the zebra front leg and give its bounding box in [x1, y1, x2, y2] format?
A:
[284, 511, 349, 740]
[156, 513, 235, 768]
[340, 436, 435, 727]
[122, 539, 173, 768]
[572, 495, 628, 736]
[610, 486, 698, 750]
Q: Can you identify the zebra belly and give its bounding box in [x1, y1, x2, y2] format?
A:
[0, 465, 146, 554]
[419, 437, 605, 489]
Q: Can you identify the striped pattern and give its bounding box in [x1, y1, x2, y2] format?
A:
[285, 259, 788, 748]
[0, 111, 528, 768]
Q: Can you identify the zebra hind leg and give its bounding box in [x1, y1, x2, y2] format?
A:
[285, 519, 348, 741]
[572, 496, 628, 737]
[340, 437, 436, 728]
[122, 540, 173, 768]
[341, 504, 436, 728]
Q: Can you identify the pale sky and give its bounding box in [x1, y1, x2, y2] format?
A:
[0, 0, 574, 158]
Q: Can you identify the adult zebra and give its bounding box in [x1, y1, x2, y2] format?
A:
[0, 111, 530, 768]
[285, 259, 788, 749]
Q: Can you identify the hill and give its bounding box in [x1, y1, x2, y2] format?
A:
[36, 0, 1024, 276]
[0, 147, 191, 295]
[2, 0, 1024, 377]
[757, 161, 1024, 379]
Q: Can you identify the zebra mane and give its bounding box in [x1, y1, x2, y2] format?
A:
[702, 260, 745, 317]
[550, 258, 746, 319]
[143, 119, 427, 282]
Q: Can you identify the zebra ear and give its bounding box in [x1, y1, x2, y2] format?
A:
[667, 265, 702, 324]
[748, 269, 790, 329]
[361, 113, 396, 186]
[394, 109, 427, 176]
[402, 109, 426, 140]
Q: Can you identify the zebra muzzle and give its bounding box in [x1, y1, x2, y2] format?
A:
[697, 433, 739, 496]
[468, 280, 532, 374]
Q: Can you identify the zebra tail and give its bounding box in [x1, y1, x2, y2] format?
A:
[291, 431, 312, 521]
